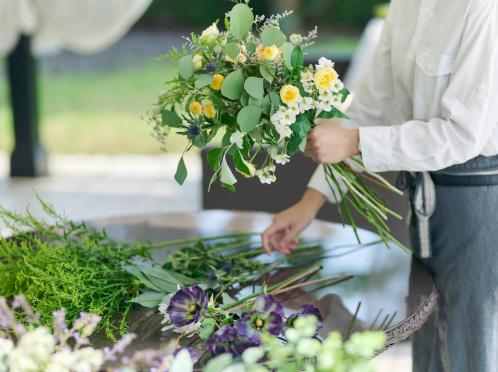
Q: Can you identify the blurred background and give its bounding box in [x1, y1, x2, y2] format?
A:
[0, 1, 411, 369]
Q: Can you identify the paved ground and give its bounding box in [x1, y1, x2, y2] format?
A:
[0, 152, 412, 371]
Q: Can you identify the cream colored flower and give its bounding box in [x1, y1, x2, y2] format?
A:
[280, 85, 301, 105]
[264, 45, 279, 61]
[200, 23, 219, 43]
[314, 67, 339, 91]
[193, 54, 203, 72]
[225, 45, 248, 64]
[255, 44, 266, 61]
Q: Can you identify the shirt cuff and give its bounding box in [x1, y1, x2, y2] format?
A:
[307, 166, 342, 204]
[359, 126, 394, 172]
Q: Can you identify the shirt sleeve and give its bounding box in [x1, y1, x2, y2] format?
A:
[360, 0, 498, 172]
[308, 5, 397, 202]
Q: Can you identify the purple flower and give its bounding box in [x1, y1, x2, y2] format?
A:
[254, 295, 284, 317]
[236, 310, 283, 344]
[206, 326, 258, 356]
[287, 304, 324, 333]
[166, 286, 209, 327]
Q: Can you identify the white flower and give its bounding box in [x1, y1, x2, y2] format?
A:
[303, 82, 314, 94]
[287, 102, 301, 116]
[296, 338, 322, 358]
[170, 349, 194, 372]
[300, 97, 315, 112]
[319, 89, 334, 100]
[290, 33, 303, 46]
[333, 80, 344, 92]
[200, 23, 219, 43]
[0, 338, 13, 371]
[275, 123, 293, 141]
[242, 347, 265, 364]
[269, 147, 290, 165]
[230, 131, 245, 149]
[300, 70, 314, 83]
[281, 110, 296, 126]
[11, 327, 56, 371]
[256, 165, 277, 185]
[46, 349, 77, 372]
[317, 57, 335, 69]
[73, 348, 104, 372]
[316, 101, 333, 112]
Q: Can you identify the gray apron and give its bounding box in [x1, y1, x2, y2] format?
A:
[403, 156, 498, 372]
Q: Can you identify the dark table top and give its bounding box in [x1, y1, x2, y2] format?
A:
[89, 210, 436, 352]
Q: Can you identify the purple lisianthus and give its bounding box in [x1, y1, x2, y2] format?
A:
[254, 295, 284, 317]
[206, 326, 258, 356]
[166, 286, 209, 327]
[236, 310, 283, 344]
[286, 304, 324, 333]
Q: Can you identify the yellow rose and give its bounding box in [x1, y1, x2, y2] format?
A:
[314, 67, 339, 91]
[210, 74, 224, 91]
[255, 44, 266, 61]
[193, 54, 203, 72]
[264, 45, 279, 61]
[189, 101, 203, 117]
[203, 102, 217, 119]
[280, 85, 301, 105]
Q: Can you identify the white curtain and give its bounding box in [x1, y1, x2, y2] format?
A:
[0, 0, 152, 56]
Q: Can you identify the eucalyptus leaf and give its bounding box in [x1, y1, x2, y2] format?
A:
[225, 42, 240, 58]
[229, 3, 254, 39]
[282, 42, 294, 71]
[175, 156, 188, 185]
[237, 105, 262, 132]
[195, 74, 214, 89]
[248, 97, 263, 107]
[240, 91, 250, 107]
[221, 70, 245, 100]
[129, 291, 165, 308]
[244, 77, 264, 99]
[260, 64, 275, 84]
[179, 55, 194, 80]
[262, 95, 271, 115]
[161, 110, 182, 128]
[261, 26, 286, 47]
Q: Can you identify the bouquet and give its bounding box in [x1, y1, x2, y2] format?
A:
[149, 1, 404, 246]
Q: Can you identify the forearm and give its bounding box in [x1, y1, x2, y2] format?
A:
[299, 188, 327, 216]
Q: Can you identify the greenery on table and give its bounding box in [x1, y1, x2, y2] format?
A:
[0, 200, 151, 339]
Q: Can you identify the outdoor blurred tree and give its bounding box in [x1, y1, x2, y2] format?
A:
[140, 0, 387, 31]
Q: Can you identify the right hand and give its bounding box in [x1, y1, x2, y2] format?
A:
[261, 189, 326, 255]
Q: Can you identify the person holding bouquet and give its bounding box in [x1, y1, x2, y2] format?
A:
[262, 0, 498, 371]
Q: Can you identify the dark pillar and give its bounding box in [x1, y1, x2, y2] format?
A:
[7, 35, 47, 177]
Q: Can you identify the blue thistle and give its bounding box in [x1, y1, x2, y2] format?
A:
[205, 63, 217, 73]
[187, 123, 201, 139]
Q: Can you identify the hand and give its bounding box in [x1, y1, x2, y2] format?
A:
[261, 189, 326, 255]
[304, 119, 360, 164]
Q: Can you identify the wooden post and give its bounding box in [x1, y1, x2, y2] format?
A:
[7, 35, 47, 177]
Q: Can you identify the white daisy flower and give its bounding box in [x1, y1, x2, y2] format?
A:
[281, 110, 296, 126]
[275, 123, 293, 141]
[333, 80, 344, 92]
[287, 102, 301, 116]
[300, 70, 314, 83]
[317, 101, 333, 112]
[300, 97, 315, 112]
[256, 165, 277, 185]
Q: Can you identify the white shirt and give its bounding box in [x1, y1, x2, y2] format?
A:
[309, 0, 498, 201]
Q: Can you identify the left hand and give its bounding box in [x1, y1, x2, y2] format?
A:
[304, 119, 360, 164]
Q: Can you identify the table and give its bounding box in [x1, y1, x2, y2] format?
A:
[90, 210, 437, 353]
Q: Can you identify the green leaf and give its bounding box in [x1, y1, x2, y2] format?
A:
[225, 42, 240, 58]
[248, 97, 263, 107]
[207, 148, 224, 171]
[161, 110, 182, 128]
[245, 41, 256, 54]
[282, 42, 294, 70]
[175, 156, 188, 185]
[261, 27, 286, 47]
[233, 149, 254, 177]
[122, 265, 163, 292]
[130, 291, 165, 308]
[291, 47, 304, 69]
[240, 91, 250, 107]
[221, 70, 245, 100]
[204, 354, 234, 372]
[195, 74, 214, 89]
[237, 105, 262, 132]
[220, 156, 237, 186]
[199, 318, 217, 341]
[221, 183, 236, 192]
[318, 107, 350, 119]
[229, 3, 254, 39]
[288, 114, 312, 156]
[262, 95, 271, 115]
[141, 267, 184, 293]
[260, 64, 275, 84]
[269, 91, 281, 114]
[179, 55, 194, 80]
[244, 77, 264, 99]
